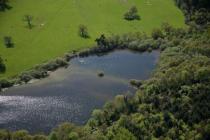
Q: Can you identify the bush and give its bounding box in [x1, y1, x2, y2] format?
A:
[128, 39, 160, 52]
[78, 24, 89, 38]
[12, 130, 29, 140]
[29, 69, 48, 79]
[130, 79, 142, 88]
[42, 58, 68, 71]
[69, 132, 79, 140]
[95, 34, 107, 47]
[151, 28, 164, 40]
[124, 6, 140, 21]
[19, 72, 33, 83]
[98, 71, 104, 77]
[33, 135, 47, 140]
[4, 36, 13, 48]
[0, 0, 10, 11]
[0, 79, 14, 88]
[0, 57, 6, 73]
[161, 22, 174, 35]
[0, 130, 11, 140]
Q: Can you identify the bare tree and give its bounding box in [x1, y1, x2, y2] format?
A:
[24, 15, 33, 29]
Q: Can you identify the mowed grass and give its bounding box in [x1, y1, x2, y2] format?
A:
[0, 0, 185, 78]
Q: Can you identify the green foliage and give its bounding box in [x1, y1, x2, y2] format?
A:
[151, 28, 164, 40]
[79, 26, 210, 139]
[175, 0, 210, 27]
[12, 130, 29, 140]
[78, 24, 89, 38]
[54, 123, 76, 140]
[0, 130, 11, 140]
[0, 0, 10, 11]
[48, 132, 57, 140]
[24, 15, 33, 29]
[4, 36, 13, 48]
[68, 132, 79, 140]
[0, 57, 6, 73]
[33, 135, 47, 140]
[124, 6, 140, 21]
[95, 34, 107, 47]
[112, 128, 137, 140]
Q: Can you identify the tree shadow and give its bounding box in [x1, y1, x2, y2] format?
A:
[0, 3, 13, 12]
[0, 64, 6, 74]
[6, 43, 14, 48]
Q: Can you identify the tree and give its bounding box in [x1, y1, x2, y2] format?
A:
[4, 36, 13, 48]
[33, 135, 47, 140]
[124, 6, 140, 20]
[48, 132, 57, 140]
[95, 34, 107, 47]
[151, 28, 164, 40]
[161, 22, 174, 35]
[56, 123, 75, 140]
[113, 128, 137, 140]
[24, 15, 33, 29]
[68, 132, 79, 140]
[12, 130, 29, 140]
[0, 57, 6, 73]
[0, 0, 9, 11]
[0, 130, 11, 140]
[91, 109, 105, 125]
[78, 24, 89, 38]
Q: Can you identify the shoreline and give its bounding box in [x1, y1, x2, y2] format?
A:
[0, 33, 163, 93]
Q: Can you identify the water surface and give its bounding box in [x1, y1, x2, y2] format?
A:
[0, 50, 159, 133]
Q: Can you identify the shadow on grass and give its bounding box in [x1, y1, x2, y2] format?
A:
[0, 4, 12, 12]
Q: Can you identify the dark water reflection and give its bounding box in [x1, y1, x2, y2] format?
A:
[0, 50, 159, 133]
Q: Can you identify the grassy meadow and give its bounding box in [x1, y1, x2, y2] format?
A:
[0, 0, 186, 78]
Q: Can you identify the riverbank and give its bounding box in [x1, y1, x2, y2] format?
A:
[0, 32, 163, 92]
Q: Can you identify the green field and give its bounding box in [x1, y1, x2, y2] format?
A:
[0, 0, 185, 78]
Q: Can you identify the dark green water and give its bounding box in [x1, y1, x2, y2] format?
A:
[0, 50, 159, 133]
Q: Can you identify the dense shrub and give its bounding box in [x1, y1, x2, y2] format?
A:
[42, 58, 68, 71]
[151, 28, 164, 40]
[128, 39, 160, 52]
[0, 57, 6, 73]
[0, 79, 14, 88]
[124, 6, 140, 21]
[19, 72, 33, 83]
[4, 36, 13, 48]
[174, 0, 210, 27]
[129, 79, 142, 88]
[78, 24, 89, 38]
